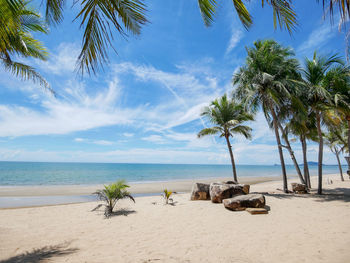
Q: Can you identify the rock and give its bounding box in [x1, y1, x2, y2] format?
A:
[246, 208, 268, 215]
[190, 183, 210, 200]
[222, 181, 238, 184]
[209, 183, 249, 203]
[291, 183, 308, 194]
[223, 194, 266, 211]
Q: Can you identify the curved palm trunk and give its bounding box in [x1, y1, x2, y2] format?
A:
[301, 135, 311, 188]
[316, 111, 323, 195]
[334, 148, 344, 181]
[225, 135, 238, 182]
[271, 108, 288, 192]
[278, 123, 306, 185]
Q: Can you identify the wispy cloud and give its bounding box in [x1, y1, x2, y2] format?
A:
[297, 21, 337, 54]
[225, 29, 243, 55]
[0, 82, 140, 137]
[37, 42, 80, 75]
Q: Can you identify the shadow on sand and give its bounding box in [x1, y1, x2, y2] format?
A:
[108, 209, 137, 218]
[264, 187, 350, 203]
[0, 243, 78, 263]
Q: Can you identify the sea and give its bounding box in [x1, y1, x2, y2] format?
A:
[0, 161, 347, 186]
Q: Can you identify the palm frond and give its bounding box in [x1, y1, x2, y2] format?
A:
[75, 0, 148, 75]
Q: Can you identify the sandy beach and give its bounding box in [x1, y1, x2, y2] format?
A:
[0, 174, 349, 263]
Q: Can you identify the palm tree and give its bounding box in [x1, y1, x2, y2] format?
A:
[287, 104, 318, 188]
[324, 65, 350, 172]
[233, 39, 300, 193]
[302, 52, 343, 194]
[198, 94, 253, 182]
[325, 130, 345, 181]
[93, 180, 135, 217]
[0, 0, 50, 89]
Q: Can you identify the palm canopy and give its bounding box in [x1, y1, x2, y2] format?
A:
[303, 52, 344, 108]
[233, 40, 300, 118]
[198, 94, 254, 140]
[198, 0, 297, 32]
[0, 0, 50, 89]
[324, 66, 350, 118]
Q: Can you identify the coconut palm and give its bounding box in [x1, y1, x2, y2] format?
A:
[233, 39, 300, 193]
[324, 65, 350, 170]
[198, 94, 253, 182]
[325, 130, 346, 181]
[0, 0, 50, 89]
[93, 180, 135, 217]
[302, 52, 344, 194]
[286, 103, 318, 188]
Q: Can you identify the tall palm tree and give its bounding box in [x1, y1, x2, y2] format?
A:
[233, 39, 300, 193]
[287, 105, 318, 188]
[325, 130, 345, 181]
[0, 0, 50, 89]
[324, 65, 350, 170]
[198, 94, 253, 182]
[302, 52, 343, 194]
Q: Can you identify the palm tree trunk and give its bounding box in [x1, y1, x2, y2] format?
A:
[225, 135, 238, 182]
[278, 123, 306, 185]
[271, 108, 288, 192]
[347, 117, 350, 174]
[316, 111, 323, 195]
[301, 135, 311, 188]
[334, 148, 344, 181]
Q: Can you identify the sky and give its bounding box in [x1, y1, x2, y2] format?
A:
[0, 0, 347, 165]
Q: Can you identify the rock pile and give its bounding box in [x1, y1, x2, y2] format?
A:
[190, 181, 268, 214]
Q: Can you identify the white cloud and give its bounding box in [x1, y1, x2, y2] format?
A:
[297, 21, 337, 54]
[93, 140, 114, 146]
[123, 133, 134, 137]
[37, 42, 80, 75]
[225, 29, 243, 55]
[0, 83, 140, 137]
[74, 138, 85, 142]
[141, 135, 167, 144]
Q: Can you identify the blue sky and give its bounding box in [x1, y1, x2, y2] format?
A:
[0, 0, 347, 164]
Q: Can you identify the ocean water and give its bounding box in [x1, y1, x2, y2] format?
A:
[0, 161, 347, 186]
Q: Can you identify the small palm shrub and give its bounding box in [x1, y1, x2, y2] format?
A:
[94, 180, 135, 217]
[162, 189, 173, 205]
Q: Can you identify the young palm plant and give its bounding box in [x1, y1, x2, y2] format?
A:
[198, 94, 253, 182]
[233, 39, 300, 193]
[94, 180, 135, 217]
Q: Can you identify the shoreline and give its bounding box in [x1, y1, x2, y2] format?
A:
[0, 175, 280, 197]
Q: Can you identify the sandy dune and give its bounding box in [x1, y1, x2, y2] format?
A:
[0, 174, 349, 263]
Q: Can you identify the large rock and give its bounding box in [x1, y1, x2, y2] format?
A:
[291, 183, 308, 194]
[209, 183, 249, 203]
[223, 194, 265, 211]
[190, 183, 210, 200]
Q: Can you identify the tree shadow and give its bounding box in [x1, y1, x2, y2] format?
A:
[263, 187, 350, 203]
[107, 209, 137, 218]
[0, 243, 78, 263]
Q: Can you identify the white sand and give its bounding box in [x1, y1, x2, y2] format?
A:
[0, 174, 349, 263]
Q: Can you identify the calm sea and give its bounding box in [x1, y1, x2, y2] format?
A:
[0, 161, 347, 186]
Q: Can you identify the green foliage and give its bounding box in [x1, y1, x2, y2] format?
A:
[198, 94, 254, 140]
[94, 180, 135, 217]
[0, 0, 50, 90]
[162, 189, 173, 205]
[197, 0, 296, 33]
